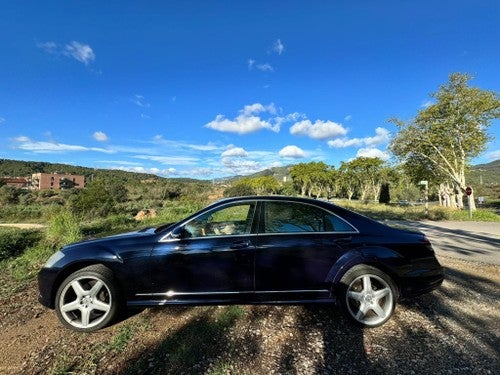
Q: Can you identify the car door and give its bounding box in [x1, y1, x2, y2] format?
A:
[253, 200, 357, 296]
[148, 202, 257, 301]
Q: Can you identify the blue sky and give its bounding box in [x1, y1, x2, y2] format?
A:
[1, 1, 499, 179]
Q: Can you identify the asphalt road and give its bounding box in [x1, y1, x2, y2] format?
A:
[384, 220, 500, 265]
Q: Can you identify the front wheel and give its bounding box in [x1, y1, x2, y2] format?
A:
[338, 265, 397, 327]
[55, 265, 121, 332]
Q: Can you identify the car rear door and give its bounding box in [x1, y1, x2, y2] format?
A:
[253, 200, 357, 296]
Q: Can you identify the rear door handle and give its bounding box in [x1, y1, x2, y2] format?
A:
[333, 236, 353, 244]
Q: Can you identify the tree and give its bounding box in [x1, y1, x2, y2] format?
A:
[339, 157, 386, 201]
[379, 183, 391, 204]
[389, 73, 500, 210]
[68, 180, 114, 217]
[290, 161, 335, 198]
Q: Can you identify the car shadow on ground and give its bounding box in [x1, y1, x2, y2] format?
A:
[116, 261, 499, 374]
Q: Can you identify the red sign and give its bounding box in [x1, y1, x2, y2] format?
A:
[465, 186, 473, 196]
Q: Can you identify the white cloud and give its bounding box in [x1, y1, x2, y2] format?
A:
[133, 95, 150, 108]
[487, 150, 500, 161]
[247, 59, 274, 72]
[356, 147, 390, 160]
[12, 136, 112, 154]
[256, 63, 274, 72]
[242, 103, 277, 116]
[93, 131, 108, 142]
[0, 117, 5, 124]
[111, 165, 177, 176]
[36, 41, 58, 54]
[37, 40, 95, 65]
[205, 103, 281, 134]
[290, 120, 348, 140]
[222, 157, 262, 176]
[64, 41, 95, 65]
[133, 154, 199, 165]
[328, 127, 391, 148]
[272, 39, 285, 55]
[151, 135, 222, 153]
[221, 146, 249, 158]
[344, 115, 352, 121]
[279, 145, 306, 159]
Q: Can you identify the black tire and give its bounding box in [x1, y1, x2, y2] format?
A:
[55, 265, 121, 332]
[337, 264, 397, 327]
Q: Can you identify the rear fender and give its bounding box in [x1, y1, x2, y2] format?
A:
[326, 247, 405, 288]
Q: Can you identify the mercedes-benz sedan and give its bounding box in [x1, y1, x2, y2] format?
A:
[38, 196, 444, 332]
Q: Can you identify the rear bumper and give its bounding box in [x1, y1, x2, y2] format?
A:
[399, 258, 444, 298]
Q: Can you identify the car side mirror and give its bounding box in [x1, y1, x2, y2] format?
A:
[171, 226, 189, 239]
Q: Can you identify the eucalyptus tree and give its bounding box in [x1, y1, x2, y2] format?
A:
[389, 73, 499, 210]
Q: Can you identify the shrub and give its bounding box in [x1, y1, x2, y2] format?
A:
[0, 228, 43, 261]
[426, 206, 451, 221]
[45, 208, 83, 248]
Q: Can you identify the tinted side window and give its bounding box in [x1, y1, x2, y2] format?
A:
[264, 201, 356, 233]
[184, 203, 256, 238]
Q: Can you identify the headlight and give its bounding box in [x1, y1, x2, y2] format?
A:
[44, 251, 65, 268]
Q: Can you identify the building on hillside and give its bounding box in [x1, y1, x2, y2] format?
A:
[1, 177, 30, 188]
[31, 173, 85, 190]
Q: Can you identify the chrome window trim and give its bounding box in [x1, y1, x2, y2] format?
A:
[158, 198, 359, 242]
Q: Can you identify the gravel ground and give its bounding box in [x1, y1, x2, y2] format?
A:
[1, 254, 498, 374]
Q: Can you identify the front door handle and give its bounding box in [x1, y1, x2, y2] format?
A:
[230, 240, 252, 249]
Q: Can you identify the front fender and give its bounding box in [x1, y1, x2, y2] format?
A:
[39, 245, 124, 309]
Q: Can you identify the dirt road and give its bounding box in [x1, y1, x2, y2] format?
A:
[0, 224, 45, 229]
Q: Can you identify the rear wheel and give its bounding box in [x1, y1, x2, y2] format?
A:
[55, 265, 121, 332]
[338, 265, 397, 327]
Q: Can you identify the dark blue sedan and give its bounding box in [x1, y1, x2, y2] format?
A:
[38, 196, 444, 332]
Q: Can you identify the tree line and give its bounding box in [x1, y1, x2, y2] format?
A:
[225, 159, 418, 204]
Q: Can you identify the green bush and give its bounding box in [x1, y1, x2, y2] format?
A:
[45, 208, 83, 248]
[426, 206, 452, 221]
[0, 204, 46, 222]
[0, 228, 43, 261]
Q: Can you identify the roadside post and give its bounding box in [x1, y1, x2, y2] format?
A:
[465, 186, 473, 219]
[419, 180, 429, 215]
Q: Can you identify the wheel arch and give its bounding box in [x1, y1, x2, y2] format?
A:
[326, 247, 404, 299]
[49, 259, 122, 309]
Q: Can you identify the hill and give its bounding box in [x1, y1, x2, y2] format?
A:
[470, 160, 500, 184]
[0, 159, 164, 183]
